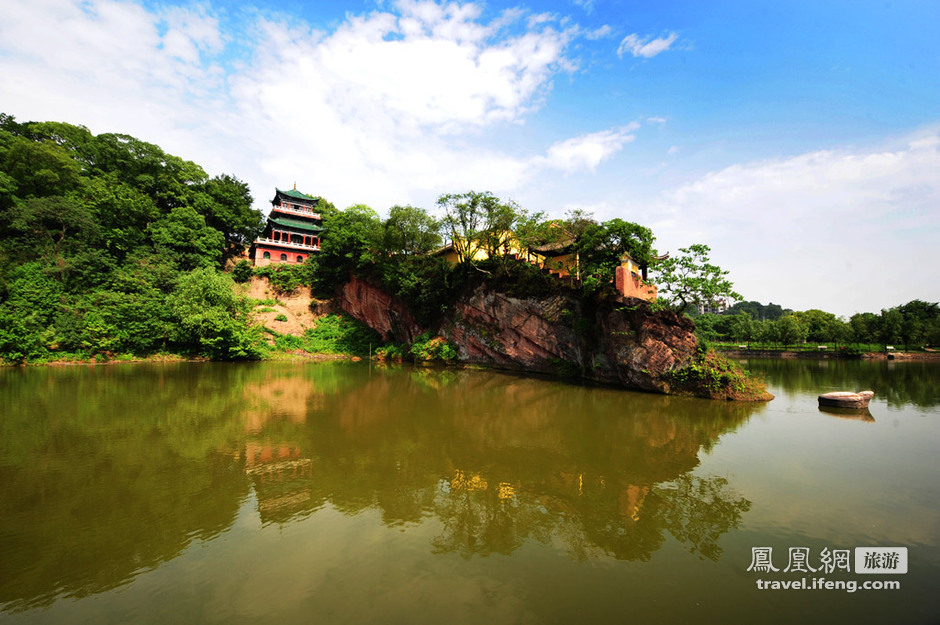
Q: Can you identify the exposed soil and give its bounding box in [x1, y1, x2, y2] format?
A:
[243, 276, 320, 337]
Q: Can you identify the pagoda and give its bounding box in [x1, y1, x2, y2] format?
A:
[251, 187, 324, 266]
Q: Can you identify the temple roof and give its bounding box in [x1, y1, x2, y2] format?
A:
[274, 188, 319, 202]
[531, 238, 575, 257]
[268, 216, 324, 232]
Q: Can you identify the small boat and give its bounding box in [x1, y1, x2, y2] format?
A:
[818, 390, 874, 409]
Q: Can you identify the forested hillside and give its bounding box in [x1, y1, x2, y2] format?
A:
[0, 114, 265, 362]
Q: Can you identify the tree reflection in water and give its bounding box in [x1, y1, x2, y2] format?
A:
[243, 364, 757, 562]
[0, 362, 761, 613]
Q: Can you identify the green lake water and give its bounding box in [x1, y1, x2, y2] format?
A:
[1, 358, 938, 624]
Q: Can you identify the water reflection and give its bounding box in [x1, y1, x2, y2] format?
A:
[0, 362, 762, 613]
[740, 357, 940, 409]
[0, 364, 252, 613]
[817, 405, 876, 422]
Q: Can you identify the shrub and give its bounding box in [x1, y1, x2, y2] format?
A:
[303, 314, 383, 356]
[253, 263, 311, 294]
[232, 259, 253, 283]
[375, 344, 406, 362]
[662, 350, 769, 400]
[409, 333, 458, 362]
[167, 267, 263, 360]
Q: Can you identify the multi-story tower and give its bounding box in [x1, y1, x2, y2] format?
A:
[251, 187, 324, 266]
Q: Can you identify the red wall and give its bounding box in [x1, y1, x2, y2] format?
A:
[253, 246, 307, 267]
[615, 265, 657, 301]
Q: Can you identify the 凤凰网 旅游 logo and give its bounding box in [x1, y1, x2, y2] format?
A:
[746, 546, 906, 592]
[747, 546, 907, 574]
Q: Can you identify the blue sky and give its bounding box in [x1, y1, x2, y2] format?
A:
[1, 0, 938, 316]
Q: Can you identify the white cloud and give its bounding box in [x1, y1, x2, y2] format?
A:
[228, 0, 587, 207]
[650, 131, 940, 316]
[1, 0, 611, 211]
[617, 32, 678, 59]
[0, 0, 231, 165]
[537, 124, 638, 173]
[585, 25, 612, 40]
[571, 0, 596, 15]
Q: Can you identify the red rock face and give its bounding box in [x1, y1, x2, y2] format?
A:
[338, 276, 423, 343]
[338, 278, 698, 393]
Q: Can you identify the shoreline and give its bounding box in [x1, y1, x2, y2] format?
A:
[719, 349, 940, 361]
[0, 351, 353, 368]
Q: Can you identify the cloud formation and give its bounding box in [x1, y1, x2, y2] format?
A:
[2, 0, 641, 210]
[617, 32, 678, 58]
[651, 132, 940, 315]
[538, 125, 638, 173]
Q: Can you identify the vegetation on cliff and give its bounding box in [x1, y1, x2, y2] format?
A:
[660, 348, 772, 401]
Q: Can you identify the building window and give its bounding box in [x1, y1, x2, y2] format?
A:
[297, 255, 304, 263]
[263, 251, 270, 259]
[280, 253, 287, 261]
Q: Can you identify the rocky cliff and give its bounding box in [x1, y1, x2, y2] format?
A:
[338, 277, 699, 394]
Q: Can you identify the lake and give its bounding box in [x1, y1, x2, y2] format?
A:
[1, 358, 938, 624]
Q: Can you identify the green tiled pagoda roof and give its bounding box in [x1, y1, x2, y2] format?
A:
[276, 187, 319, 201]
[269, 216, 324, 232]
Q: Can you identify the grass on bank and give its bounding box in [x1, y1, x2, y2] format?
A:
[709, 341, 933, 354]
[265, 314, 382, 357]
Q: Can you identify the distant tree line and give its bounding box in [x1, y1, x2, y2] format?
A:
[693, 301, 940, 351]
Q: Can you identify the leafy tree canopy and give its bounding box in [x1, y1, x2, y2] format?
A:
[653, 244, 741, 313]
[0, 114, 265, 362]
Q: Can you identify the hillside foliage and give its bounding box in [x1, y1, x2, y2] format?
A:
[0, 114, 264, 362]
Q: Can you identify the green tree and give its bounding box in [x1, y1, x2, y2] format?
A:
[437, 191, 490, 264]
[730, 314, 759, 347]
[168, 267, 261, 359]
[759, 318, 780, 348]
[652, 244, 741, 313]
[232, 259, 253, 283]
[198, 174, 263, 247]
[77, 175, 158, 258]
[777, 315, 808, 349]
[727, 300, 790, 321]
[576, 219, 655, 289]
[693, 313, 722, 343]
[878, 308, 902, 350]
[792, 309, 840, 344]
[830, 318, 850, 348]
[1, 137, 82, 198]
[318, 204, 384, 290]
[149, 205, 225, 271]
[897, 300, 938, 350]
[1, 196, 98, 270]
[383, 204, 441, 255]
[849, 312, 879, 347]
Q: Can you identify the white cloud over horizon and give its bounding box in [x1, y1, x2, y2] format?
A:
[648, 131, 940, 316]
